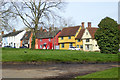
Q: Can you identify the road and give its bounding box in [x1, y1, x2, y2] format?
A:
[2, 63, 118, 79]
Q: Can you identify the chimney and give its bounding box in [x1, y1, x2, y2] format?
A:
[81, 22, 84, 29]
[88, 22, 91, 28]
[1, 31, 4, 35]
[43, 29, 47, 32]
[49, 27, 52, 32]
[13, 29, 16, 32]
[40, 27, 43, 31]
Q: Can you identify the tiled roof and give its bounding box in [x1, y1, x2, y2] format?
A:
[36, 30, 61, 39]
[87, 27, 98, 38]
[76, 29, 85, 39]
[58, 26, 80, 37]
[2, 30, 23, 38]
[21, 31, 31, 40]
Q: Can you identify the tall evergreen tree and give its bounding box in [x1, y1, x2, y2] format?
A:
[95, 17, 119, 54]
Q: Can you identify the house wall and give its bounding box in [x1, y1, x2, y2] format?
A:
[58, 36, 76, 43]
[59, 43, 76, 50]
[82, 29, 100, 51]
[38, 38, 53, 49]
[2, 37, 8, 47]
[14, 30, 26, 48]
[35, 39, 38, 49]
[29, 33, 33, 49]
[75, 39, 83, 50]
[20, 40, 23, 47]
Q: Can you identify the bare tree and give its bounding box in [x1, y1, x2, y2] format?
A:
[59, 17, 75, 30]
[1, 0, 65, 48]
[0, 1, 14, 32]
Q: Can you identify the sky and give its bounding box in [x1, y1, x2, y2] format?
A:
[3, 1, 119, 33]
[61, 2, 118, 28]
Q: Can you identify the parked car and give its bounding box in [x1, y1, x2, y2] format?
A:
[69, 47, 80, 50]
[4, 46, 12, 48]
[20, 46, 28, 48]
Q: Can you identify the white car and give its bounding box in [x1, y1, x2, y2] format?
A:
[69, 47, 80, 50]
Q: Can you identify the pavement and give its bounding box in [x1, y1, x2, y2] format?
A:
[2, 63, 118, 79]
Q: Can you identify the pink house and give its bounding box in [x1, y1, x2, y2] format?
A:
[35, 30, 61, 49]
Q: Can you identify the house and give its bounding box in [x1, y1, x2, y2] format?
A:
[81, 22, 100, 51]
[2, 29, 26, 48]
[35, 28, 61, 49]
[20, 31, 33, 48]
[58, 26, 82, 50]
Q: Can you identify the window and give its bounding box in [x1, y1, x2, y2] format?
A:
[49, 38, 51, 41]
[80, 45, 83, 48]
[86, 32, 88, 35]
[86, 39, 89, 42]
[69, 43, 73, 48]
[40, 45, 42, 48]
[61, 37, 63, 40]
[68, 36, 71, 39]
[77, 45, 79, 48]
[61, 43, 64, 48]
[77, 39, 80, 42]
[40, 39, 42, 41]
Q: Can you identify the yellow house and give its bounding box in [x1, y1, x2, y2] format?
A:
[58, 26, 82, 50]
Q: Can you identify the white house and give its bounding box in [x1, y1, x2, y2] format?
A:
[81, 22, 100, 51]
[2, 30, 26, 48]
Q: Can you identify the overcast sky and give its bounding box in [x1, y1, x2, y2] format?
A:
[7, 1, 118, 32]
[62, 2, 118, 28]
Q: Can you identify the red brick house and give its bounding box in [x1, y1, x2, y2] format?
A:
[35, 30, 61, 49]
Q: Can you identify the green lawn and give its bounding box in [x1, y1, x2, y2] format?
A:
[76, 67, 119, 78]
[1, 48, 119, 62]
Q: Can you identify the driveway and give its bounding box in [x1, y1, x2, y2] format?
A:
[2, 63, 118, 79]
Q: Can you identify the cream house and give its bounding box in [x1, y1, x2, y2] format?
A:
[81, 22, 100, 51]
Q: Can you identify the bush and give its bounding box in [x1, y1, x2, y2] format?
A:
[95, 17, 119, 54]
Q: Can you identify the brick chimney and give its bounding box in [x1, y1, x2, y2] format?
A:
[49, 27, 52, 32]
[43, 29, 47, 32]
[81, 22, 84, 29]
[40, 27, 43, 31]
[1, 31, 4, 35]
[13, 29, 16, 32]
[88, 22, 91, 28]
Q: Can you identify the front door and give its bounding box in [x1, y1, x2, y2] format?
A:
[85, 44, 92, 51]
[86, 45, 89, 50]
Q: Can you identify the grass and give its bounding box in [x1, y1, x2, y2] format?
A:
[1, 48, 119, 62]
[76, 67, 119, 78]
